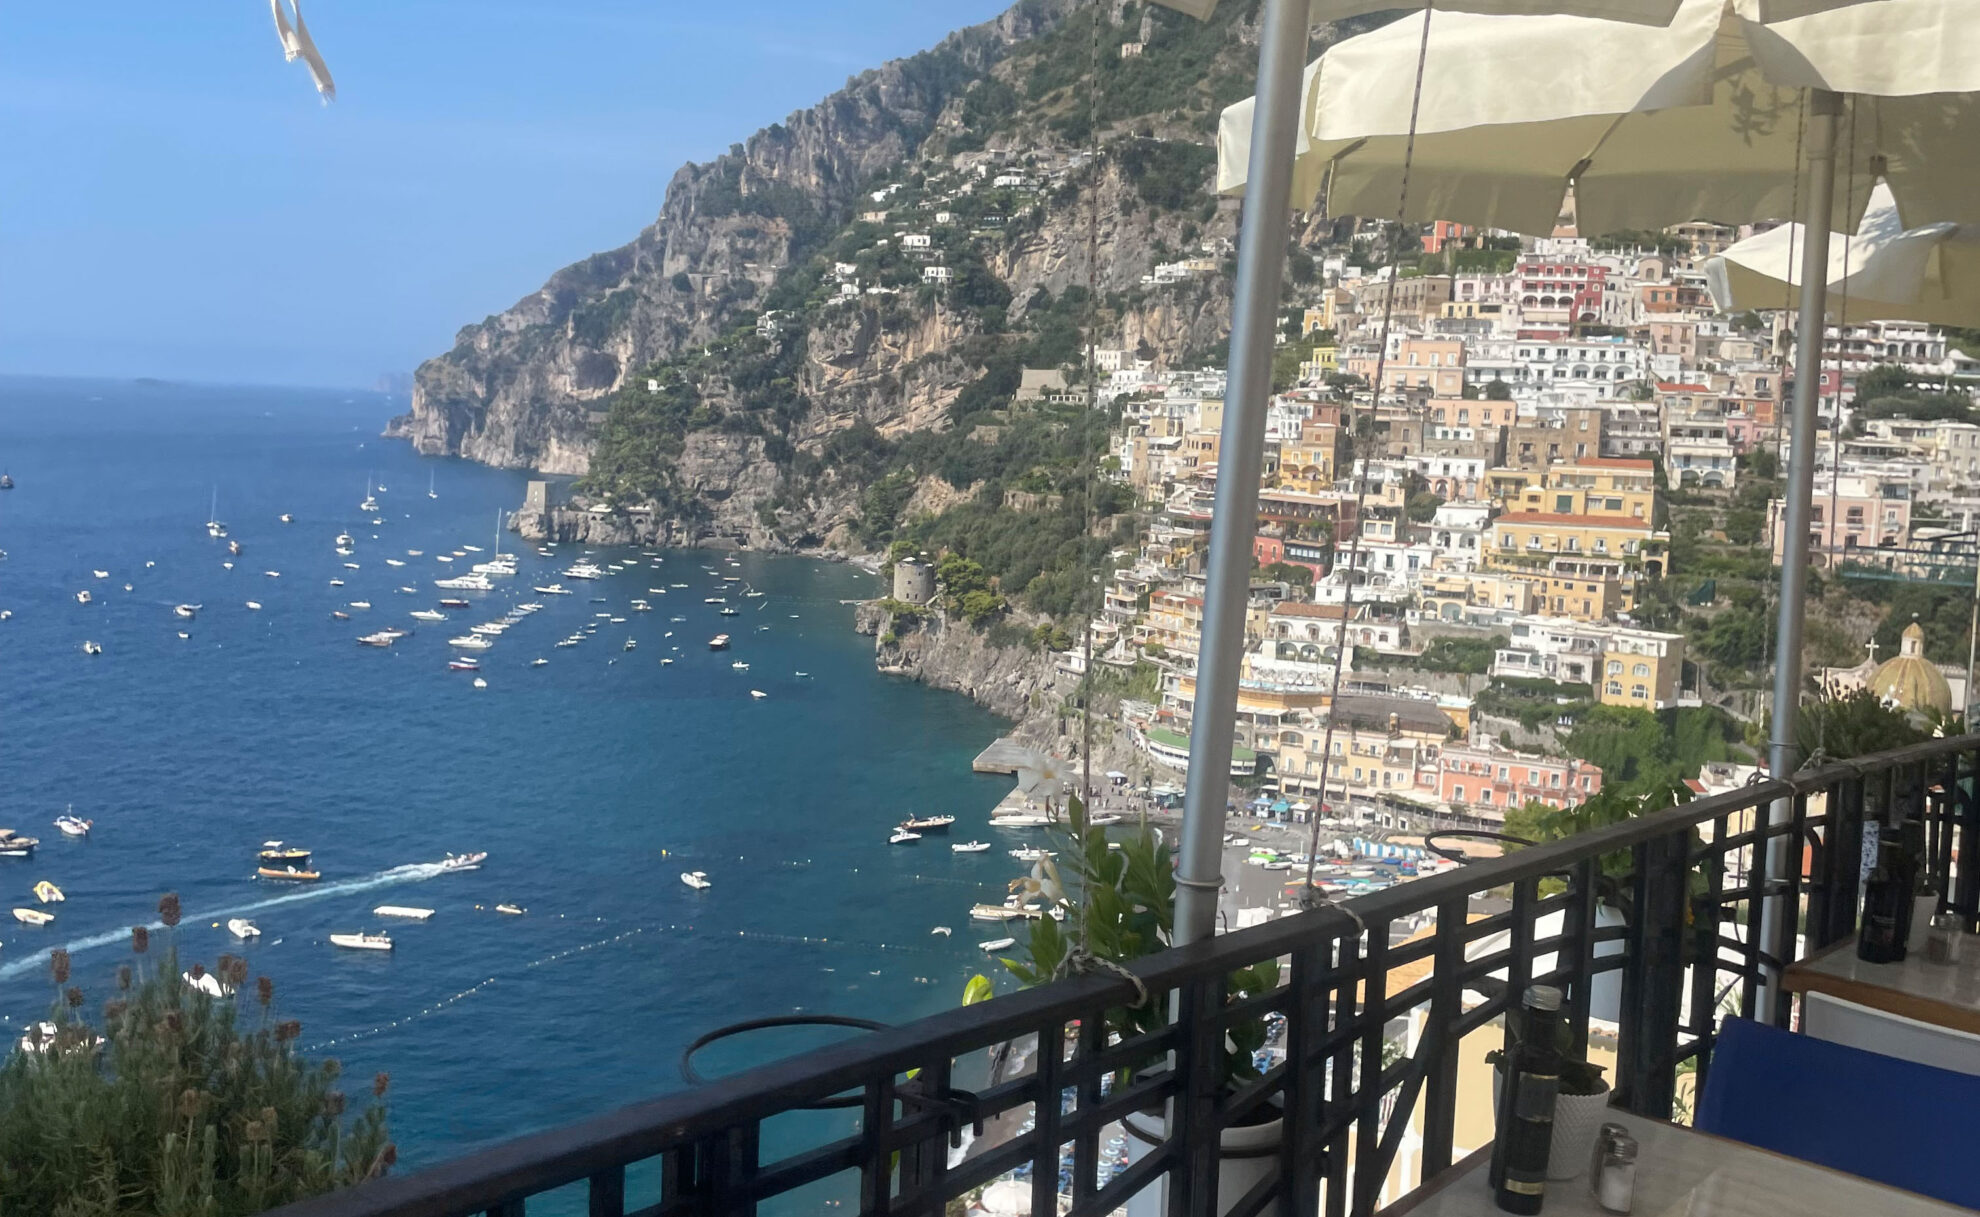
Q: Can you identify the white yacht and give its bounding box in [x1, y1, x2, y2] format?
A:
[54, 811, 91, 837]
[410, 610, 447, 622]
[329, 932, 392, 951]
[448, 635, 494, 650]
[533, 583, 572, 595]
[434, 573, 494, 591]
[889, 829, 922, 845]
[681, 871, 712, 890]
[563, 562, 605, 580]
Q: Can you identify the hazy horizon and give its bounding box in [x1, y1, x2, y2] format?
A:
[0, 1, 1010, 390]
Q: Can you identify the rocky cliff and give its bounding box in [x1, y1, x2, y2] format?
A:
[388, 0, 1079, 472]
[853, 600, 1063, 725]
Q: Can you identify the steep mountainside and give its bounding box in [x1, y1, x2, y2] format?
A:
[393, 1, 1367, 612]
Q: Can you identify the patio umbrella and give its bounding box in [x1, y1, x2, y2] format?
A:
[1706, 183, 1980, 328]
[1153, 0, 1684, 21]
[1218, 0, 1980, 231]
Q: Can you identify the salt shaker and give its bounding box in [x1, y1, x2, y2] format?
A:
[1927, 913, 1964, 965]
[1590, 1123, 1637, 1214]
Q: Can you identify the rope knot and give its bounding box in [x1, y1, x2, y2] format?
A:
[1053, 945, 1151, 1009]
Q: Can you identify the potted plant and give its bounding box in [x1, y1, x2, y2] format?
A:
[1486, 1009, 1611, 1181]
[973, 795, 1280, 1217]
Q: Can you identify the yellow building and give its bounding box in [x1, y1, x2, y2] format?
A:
[1419, 572, 1537, 621]
[1529, 570, 1622, 621]
[1503, 457, 1657, 522]
[1599, 628, 1686, 708]
[1277, 427, 1342, 489]
[1490, 512, 1659, 566]
[1297, 345, 1340, 382]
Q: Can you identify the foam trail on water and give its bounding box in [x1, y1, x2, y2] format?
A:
[0, 862, 451, 980]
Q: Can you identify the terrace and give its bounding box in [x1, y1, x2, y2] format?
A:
[269, 734, 1980, 1217]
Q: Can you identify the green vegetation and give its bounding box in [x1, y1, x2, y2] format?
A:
[1849, 364, 1977, 427]
[1562, 704, 1745, 792]
[1259, 561, 1314, 589]
[0, 905, 391, 1216]
[935, 554, 1009, 625]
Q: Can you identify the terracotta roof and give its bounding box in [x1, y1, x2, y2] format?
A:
[1271, 602, 1348, 619]
[1560, 457, 1654, 471]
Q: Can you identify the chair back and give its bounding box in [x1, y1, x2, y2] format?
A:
[1698, 1016, 1980, 1210]
[1803, 991, 1980, 1077]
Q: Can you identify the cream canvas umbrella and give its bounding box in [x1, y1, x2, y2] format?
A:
[1707, 182, 1980, 328]
[1217, 0, 1980, 232]
[1153, 0, 1683, 21]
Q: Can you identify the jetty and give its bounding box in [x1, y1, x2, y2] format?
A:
[972, 737, 1035, 775]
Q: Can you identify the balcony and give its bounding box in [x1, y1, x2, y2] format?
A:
[267, 736, 1980, 1217]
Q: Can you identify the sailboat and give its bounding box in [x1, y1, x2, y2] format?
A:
[359, 477, 378, 514]
[427, 470, 437, 499]
[206, 488, 227, 538]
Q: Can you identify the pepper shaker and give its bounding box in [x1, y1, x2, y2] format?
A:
[1590, 1123, 1637, 1214]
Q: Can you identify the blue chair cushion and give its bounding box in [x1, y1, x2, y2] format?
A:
[1697, 1016, 1980, 1209]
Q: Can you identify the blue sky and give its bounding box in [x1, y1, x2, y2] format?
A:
[0, 1, 1010, 388]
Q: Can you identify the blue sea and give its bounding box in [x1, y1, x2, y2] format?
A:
[0, 377, 1021, 1193]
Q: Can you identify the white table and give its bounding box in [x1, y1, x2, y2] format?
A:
[1784, 934, 1980, 1036]
[1382, 1111, 1967, 1217]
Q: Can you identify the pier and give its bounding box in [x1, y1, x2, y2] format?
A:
[971, 736, 1036, 775]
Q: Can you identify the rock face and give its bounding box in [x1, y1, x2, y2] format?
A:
[389, 0, 1076, 472]
[854, 601, 1061, 725]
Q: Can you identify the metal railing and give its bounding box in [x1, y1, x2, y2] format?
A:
[263, 734, 1980, 1217]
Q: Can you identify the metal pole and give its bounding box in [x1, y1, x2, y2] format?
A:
[1965, 541, 1979, 722]
[1758, 89, 1841, 1022]
[1172, 0, 1309, 948]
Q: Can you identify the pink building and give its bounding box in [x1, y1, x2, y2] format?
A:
[1438, 744, 1603, 820]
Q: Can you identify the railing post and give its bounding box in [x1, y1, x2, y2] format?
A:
[1810, 775, 1866, 948]
[1955, 749, 1980, 926]
[1280, 941, 1328, 1217]
[1031, 1021, 1066, 1217]
[1171, 976, 1227, 1217]
[1417, 900, 1467, 1179]
[1615, 834, 1686, 1119]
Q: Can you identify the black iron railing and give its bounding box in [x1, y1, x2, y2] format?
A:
[263, 734, 1980, 1217]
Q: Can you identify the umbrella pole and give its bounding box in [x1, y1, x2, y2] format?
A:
[1172, 0, 1309, 949]
[1759, 89, 1842, 1023]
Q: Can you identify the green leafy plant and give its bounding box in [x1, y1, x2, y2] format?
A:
[972, 795, 1278, 1092]
[1484, 1006, 1608, 1097]
[0, 899, 392, 1216]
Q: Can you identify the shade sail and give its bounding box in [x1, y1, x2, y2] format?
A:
[1706, 183, 1980, 327]
[1154, 0, 1684, 22]
[1218, 0, 1980, 235]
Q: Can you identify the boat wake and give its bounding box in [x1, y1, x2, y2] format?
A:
[0, 862, 453, 980]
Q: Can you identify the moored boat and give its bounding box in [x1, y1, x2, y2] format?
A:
[0, 830, 39, 857]
[32, 880, 63, 904]
[901, 814, 955, 833]
[889, 829, 922, 845]
[494, 903, 524, 915]
[257, 844, 320, 882]
[681, 871, 712, 890]
[373, 905, 434, 920]
[54, 811, 91, 837]
[951, 841, 990, 853]
[227, 918, 261, 938]
[329, 932, 392, 951]
[12, 907, 53, 926]
[979, 937, 1017, 952]
[708, 634, 731, 651]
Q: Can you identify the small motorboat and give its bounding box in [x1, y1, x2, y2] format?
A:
[979, 937, 1017, 952]
[174, 603, 200, 619]
[263, 569, 280, 578]
[12, 908, 53, 926]
[349, 600, 372, 610]
[623, 638, 637, 651]
[279, 513, 293, 523]
[411, 610, 447, 622]
[952, 841, 990, 853]
[681, 871, 712, 890]
[257, 845, 320, 882]
[531, 658, 549, 667]
[901, 814, 955, 833]
[439, 851, 487, 871]
[494, 903, 525, 916]
[54, 812, 90, 837]
[373, 905, 435, 920]
[244, 601, 262, 610]
[177, 630, 190, 639]
[329, 932, 393, 951]
[1010, 847, 1054, 862]
[718, 607, 740, 617]
[732, 661, 750, 671]
[333, 611, 351, 620]
[81, 641, 102, 655]
[889, 830, 922, 845]
[228, 540, 242, 556]
[930, 926, 952, 936]
[0, 830, 39, 857]
[227, 918, 261, 938]
[184, 970, 233, 997]
[438, 598, 470, 609]
[329, 578, 345, 587]
[74, 590, 92, 605]
[32, 880, 63, 904]
[448, 658, 480, 671]
[222, 561, 234, 570]
[473, 677, 488, 689]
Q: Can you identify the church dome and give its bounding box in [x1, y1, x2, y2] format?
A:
[1869, 622, 1952, 713]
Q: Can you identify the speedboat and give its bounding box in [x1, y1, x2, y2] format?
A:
[951, 841, 990, 853]
[438, 598, 470, 609]
[449, 635, 493, 650]
[329, 932, 392, 951]
[279, 513, 293, 523]
[32, 880, 63, 903]
[448, 658, 481, 671]
[531, 657, 549, 667]
[731, 661, 749, 671]
[333, 611, 351, 620]
[494, 903, 524, 915]
[227, 918, 261, 938]
[82, 641, 102, 655]
[257, 844, 320, 882]
[174, 603, 200, 619]
[533, 583, 571, 595]
[473, 677, 488, 689]
[681, 871, 712, 890]
[12, 908, 53, 926]
[979, 937, 1017, 952]
[0, 830, 39, 857]
[749, 690, 767, 699]
[386, 558, 405, 567]
[349, 600, 371, 610]
[901, 814, 955, 833]
[357, 631, 402, 647]
[74, 590, 92, 605]
[373, 905, 434, 920]
[439, 851, 487, 871]
[410, 610, 447, 622]
[54, 812, 90, 837]
[889, 829, 922, 845]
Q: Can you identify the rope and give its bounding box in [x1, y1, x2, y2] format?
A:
[1053, 943, 1152, 1008]
[1301, 0, 1436, 912]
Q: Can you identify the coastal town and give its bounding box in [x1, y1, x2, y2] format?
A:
[860, 212, 1979, 848]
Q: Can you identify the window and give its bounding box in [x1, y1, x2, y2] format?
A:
[1594, 538, 1608, 553]
[1632, 684, 1649, 699]
[1606, 680, 1623, 695]
[1481, 789, 1494, 804]
[1633, 663, 1650, 677]
[1607, 660, 1623, 675]
[1454, 786, 1465, 802]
